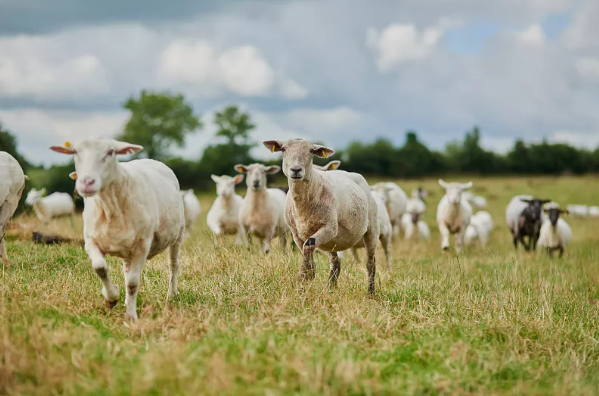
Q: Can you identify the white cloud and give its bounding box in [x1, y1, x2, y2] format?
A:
[366, 19, 458, 71]
[551, 130, 599, 148]
[282, 107, 364, 135]
[279, 79, 309, 99]
[576, 57, 599, 81]
[217, 46, 275, 96]
[516, 23, 546, 44]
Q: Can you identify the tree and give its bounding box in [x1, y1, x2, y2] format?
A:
[117, 90, 202, 160]
[0, 122, 31, 171]
[199, 106, 256, 176]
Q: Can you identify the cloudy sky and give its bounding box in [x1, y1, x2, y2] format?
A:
[1, 0, 598, 165]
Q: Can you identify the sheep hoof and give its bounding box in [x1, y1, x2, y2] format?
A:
[442, 246, 449, 251]
[105, 299, 118, 309]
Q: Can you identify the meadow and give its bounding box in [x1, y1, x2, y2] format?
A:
[2, 176, 599, 395]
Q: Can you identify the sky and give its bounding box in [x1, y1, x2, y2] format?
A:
[1, 0, 598, 166]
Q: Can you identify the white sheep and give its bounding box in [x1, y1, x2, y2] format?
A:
[436, 179, 473, 252]
[401, 197, 430, 240]
[264, 138, 379, 294]
[0, 152, 27, 262]
[462, 191, 488, 210]
[50, 139, 185, 321]
[370, 182, 408, 237]
[567, 204, 588, 217]
[25, 188, 75, 224]
[537, 206, 572, 258]
[339, 189, 392, 271]
[180, 189, 201, 235]
[234, 164, 288, 253]
[206, 174, 245, 244]
[589, 206, 599, 218]
[464, 210, 494, 247]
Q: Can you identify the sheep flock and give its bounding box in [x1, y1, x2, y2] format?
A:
[0, 137, 594, 321]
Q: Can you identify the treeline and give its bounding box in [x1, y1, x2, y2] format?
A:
[2, 90, 599, 211]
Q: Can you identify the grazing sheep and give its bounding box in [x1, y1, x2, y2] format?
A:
[506, 195, 550, 251]
[436, 179, 473, 252]
[50, 139, 185, 321]
[181, 189, 201, 235]
[234, 164, 288, 253]
[537, 206, 572, 258]
[0, 152, 27, 262]
[264, 138, 379, 294]
[567, 204, 588, 217]
[589, 206, 599, 218]
[401, 197, 430, 240]
[339, 190, 393, 271]
[207, 174, 245, 244]
[370, 182, 408, 237]
[25, 188, 75, 224]
[464, 211, 494, 247]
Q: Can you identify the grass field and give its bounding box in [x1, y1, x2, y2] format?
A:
[2, 176, 599, 395]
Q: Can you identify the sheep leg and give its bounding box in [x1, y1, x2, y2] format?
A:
[280, 233, 287, 250]
[380, 233, 392, 272]
[239, 223, 250, 248]
[519, 233, 530, 251]
[559, 246, 564, 258]
[301, 238, 316, 281]
[328, 251, 341, 288]
[454, 228, 465, 253]
[0, 201, 18, 262]
[351, 247, 360, 262]
[438, 222, 451, 251]
[167, 228, 183, 300]
[262, 236, 271, 254]
[124, 244, 151, 321]
[86, 241, 119, 308]
[363, 229, 378, 295]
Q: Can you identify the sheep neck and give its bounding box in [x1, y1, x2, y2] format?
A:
[89, 166, 130, 222]
[288, 171, 322, 211]
[32, 201, 46, 219]
[245, 187, 268, 209]
[219, 194, 235, 214]
[445, 202, 462, 223]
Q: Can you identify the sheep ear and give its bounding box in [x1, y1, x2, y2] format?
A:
[69, 172, 78, 180]
[541, 199, 551, 205]
[311, 145, 335, 159]
[210, 174, 220, 183]
[234, 174, 244, 184]
[114, 141, 143, 155]
[264, 165, 281, 175]
[562, 210, 569, 216]
[325, 160, 341, 170]
[188, 189, 194, 194]
[263, 140, 284, 153]
[234, 165, 248, 173]
[461, 181, 473, 190]
[520, 198, 532, 204]
[50, 146, 75, 155]
[438, 179, 449, 189]
[40, 188, 46, 195]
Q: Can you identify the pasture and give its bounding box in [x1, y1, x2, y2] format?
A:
[2, 176, 599, 395]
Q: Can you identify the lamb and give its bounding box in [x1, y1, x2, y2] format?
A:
[537, 206, 572, 258]
[339, 189, 393, 271]
[436, 179, 473, 252]
[181, 189, 201, 235]
[206, 174, 244, 244]
[0, 152, 27, 262]
[234, 163, 288, 253]
[505, 195, 550, 251]
[464, 211, 494, 247]
[25, 188, 75, 224]
[50, 139, 185, 321]
[370, 182, 408, 237]
[264, 138, 379, 294]
[401, 197, 430, 240]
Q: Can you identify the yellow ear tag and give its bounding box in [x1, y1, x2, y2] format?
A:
[322, 150, 328, 159]
[331, 163, 337, 169]
[271, 145, 275, 153]
[64, 141, 72, 148]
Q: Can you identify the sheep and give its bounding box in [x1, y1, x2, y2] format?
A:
[25, 188, 75, 224]
[589, 206, 599, 218]
[370, 182, 408, 237]
[436, 179, 473, 252]
[505, 195, 550, 251]
[264, 138, 379, 294]
[464, 210, 494, 247]
[463, 191, 488, 210]
[206, 174, 245, 244]
[338, 189, 393, 271]
[234, 164, 288, 253]
[0, 152, 27, 262]
[401, 197, 430, 240]
[410, 187, 428, 202]
[567, 204, 588, 217]
[537, 206, 572, 258]
[50, 138, 185, 321]
[180, 189, 201, 235]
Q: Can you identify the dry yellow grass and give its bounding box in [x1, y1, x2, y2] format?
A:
[2, 176, 599, 395]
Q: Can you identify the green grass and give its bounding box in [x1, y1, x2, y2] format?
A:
[2, 176, 599, 395]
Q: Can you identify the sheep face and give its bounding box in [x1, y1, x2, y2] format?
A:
[210, 174, 244, 197]
[234, 164, 280, 191]
[262, 139, 335, 182]
[521, 198, 550, 222]
[545, 207, 568, 227]
[438, 179, 473, 205]
[50, 139, 143, 197]
[25, 188, 46, 205]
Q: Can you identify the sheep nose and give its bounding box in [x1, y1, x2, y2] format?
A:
[253, 181, 260, 188]
[81, 177, 96, 187]
[290, 167, 302, 174]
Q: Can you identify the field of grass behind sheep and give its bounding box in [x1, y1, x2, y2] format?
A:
[2, 176, 599, 395]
